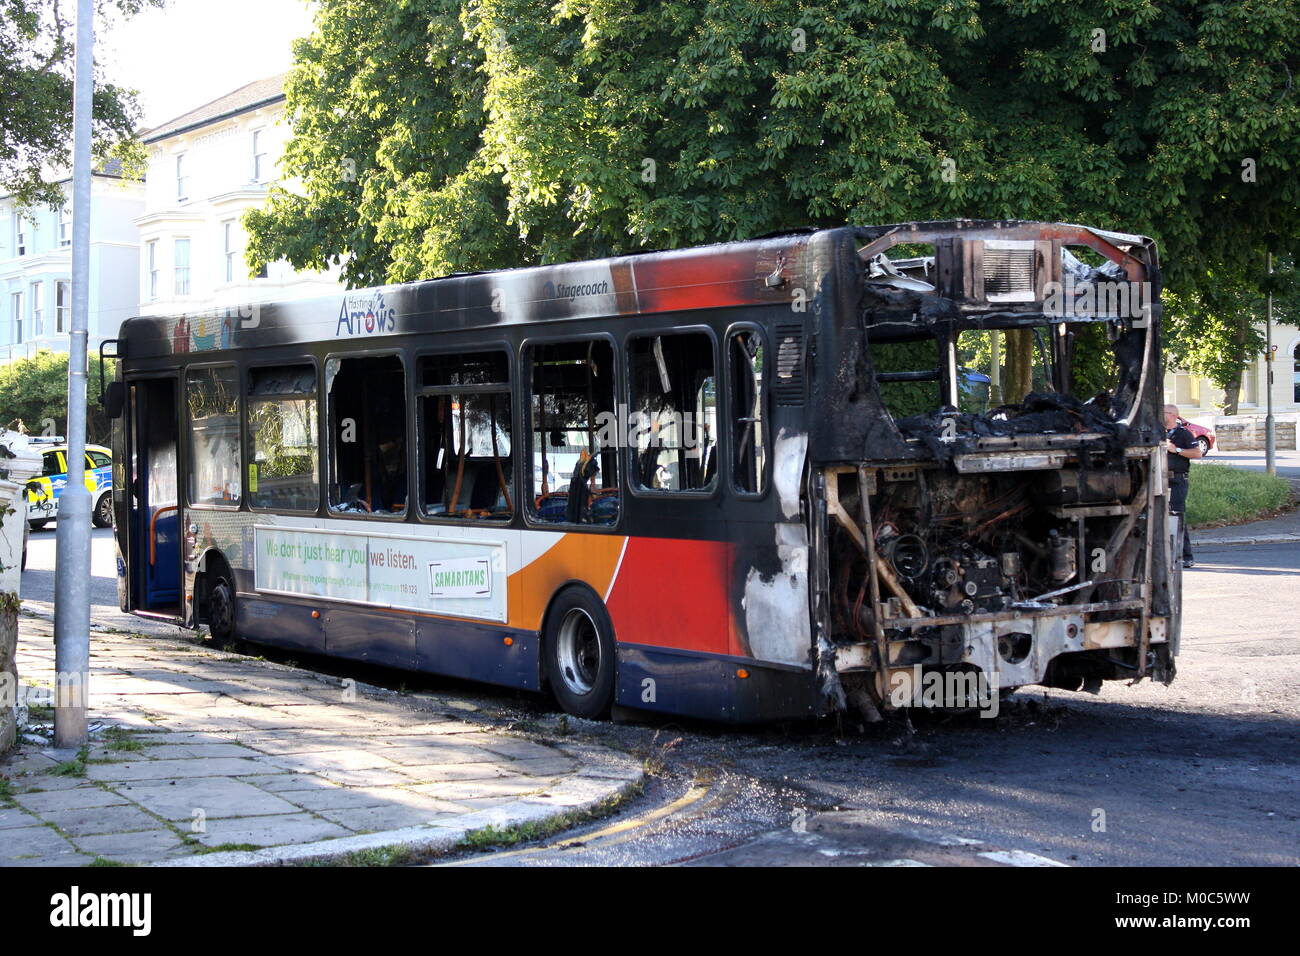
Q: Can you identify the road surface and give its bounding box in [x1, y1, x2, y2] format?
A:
[21, 526, 1300, 866]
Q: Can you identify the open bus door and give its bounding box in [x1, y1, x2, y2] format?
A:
[121, 376, 182, 619]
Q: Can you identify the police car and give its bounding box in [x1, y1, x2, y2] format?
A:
[25, 437, 114, 530]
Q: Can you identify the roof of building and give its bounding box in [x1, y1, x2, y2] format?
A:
[141, 73, 287, 144]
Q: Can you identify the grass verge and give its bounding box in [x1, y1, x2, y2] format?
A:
[1186, 463, 1292, 527]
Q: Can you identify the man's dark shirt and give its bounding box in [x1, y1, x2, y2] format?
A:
[1167, 425, 1196, 475]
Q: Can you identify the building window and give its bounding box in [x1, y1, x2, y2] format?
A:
[29, 282, 42, 337]
[327, 355, 407, 516]
[251, 129, 267, 182]
[59, 206, 70, 246]
[175, 153, 188, 201]
[174, 238, 190, 295]
[10, 291, 23, 343]
[222, 221, 236, 282]
[186, 366, 242, 506]
[526, 340, 620, 525]
[419, 351, 513, 520]
[146, 241, 159, 299]
[14, 215, 26, 257]
[55, 281, 69, 332]
[249, 365, 319, 511]
[728, 328, 766, 495]
[627, 332, 717, 493]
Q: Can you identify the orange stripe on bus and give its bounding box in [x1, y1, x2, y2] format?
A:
[508, 533, 628, 632]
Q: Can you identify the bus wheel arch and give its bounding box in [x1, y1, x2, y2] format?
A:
[541, 583, 617, 720]
[196, 550, 237, 645]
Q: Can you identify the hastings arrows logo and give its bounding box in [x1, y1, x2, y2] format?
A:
[336, 291, 397, 337]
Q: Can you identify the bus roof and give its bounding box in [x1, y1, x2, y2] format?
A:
[117, 220, 1156, 362]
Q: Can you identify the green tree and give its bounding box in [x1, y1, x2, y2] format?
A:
[248, 1, 1300, 377]
[1163, 258, 1300, 413]
[0, 350, 116, 446]
[1, 0, 159, 209]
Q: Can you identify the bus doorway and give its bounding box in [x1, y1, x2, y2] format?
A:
[127, 377, 181, 617]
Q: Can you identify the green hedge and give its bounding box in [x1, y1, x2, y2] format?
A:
[1185, 464, 1291, 527]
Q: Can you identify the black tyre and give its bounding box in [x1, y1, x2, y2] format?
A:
[1196, 437, 1211, 457]
[207, 575, 237, 646]
[28, 519, 47, 531]
[544, 588, 616, 719]
[92, 492, 113, 528]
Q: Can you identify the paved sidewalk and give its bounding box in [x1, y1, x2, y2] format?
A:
[0, 614, 641, 866]
[1190, 502, 1300, 548]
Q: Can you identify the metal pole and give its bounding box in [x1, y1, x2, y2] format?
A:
[52, 0, 94, 749]
[1264, 252, 1276, 476]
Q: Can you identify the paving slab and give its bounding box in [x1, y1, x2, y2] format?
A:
[43, 803, 161, 837]
[14, 787, 130, 813]
[121, 777, 302, 821]
[190, 813, 350, 848]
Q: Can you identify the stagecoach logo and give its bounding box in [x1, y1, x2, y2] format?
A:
[336, 291, 397, 337]
[428, 557, 493, 599]
[542, 278, 610, 302]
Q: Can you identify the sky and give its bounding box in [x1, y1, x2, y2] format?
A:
[98, 0, 317, 130]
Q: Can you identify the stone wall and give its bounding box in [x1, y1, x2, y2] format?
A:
[1213, 417, 1298, 452]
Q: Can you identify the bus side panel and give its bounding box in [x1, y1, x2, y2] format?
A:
[414, 618, 541, 691]
[604, 537, 732, 656]
[324, 606, 416, 670]
[615, 646, 819, 723]
[233, 596, 323, 654]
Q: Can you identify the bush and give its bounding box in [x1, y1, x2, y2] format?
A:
[1185, 464, 1292, 527]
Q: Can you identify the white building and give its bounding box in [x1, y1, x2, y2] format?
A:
[0, 163, 144, 363]
[1165, 340, 1300, 421]
[136, 73, 342, 319]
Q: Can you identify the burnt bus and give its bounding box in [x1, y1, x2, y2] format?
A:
[106, 220, 1179, 723]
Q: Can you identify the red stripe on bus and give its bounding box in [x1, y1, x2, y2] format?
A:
[605, 537, 735, 655]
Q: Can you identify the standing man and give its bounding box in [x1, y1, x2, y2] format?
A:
[1164, 404, 1202, 568]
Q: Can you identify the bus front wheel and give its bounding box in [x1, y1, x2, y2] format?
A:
[207, 576, 237, 646]
[544, 589, 616, 720]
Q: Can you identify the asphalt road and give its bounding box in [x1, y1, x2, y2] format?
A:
[21, 526, 1300, 866]
[1201, 447, 1300, 480]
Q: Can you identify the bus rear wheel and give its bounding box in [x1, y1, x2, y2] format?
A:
[207, 576, 237, 646]
[544, 589, 616, 720]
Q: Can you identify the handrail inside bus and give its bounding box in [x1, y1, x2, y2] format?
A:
[149, 504, 179, 566]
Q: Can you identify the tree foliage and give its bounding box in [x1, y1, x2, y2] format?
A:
[248, 0, 1300, 381]
[0, 350, 115, 446]
[1163, 257, 1300, 411]
[0, 0, 159, 209]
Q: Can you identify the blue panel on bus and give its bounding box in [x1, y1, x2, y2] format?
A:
[235, 598, 324, 655]
[324, 608, 417, 670]
[616, 645, 820, 723]
[414, 619, 540, 692]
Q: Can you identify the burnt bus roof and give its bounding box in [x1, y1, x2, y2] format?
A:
[116, 220, 1158, 361]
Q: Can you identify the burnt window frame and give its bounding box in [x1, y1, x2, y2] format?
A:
[184, 362, 242, 510]
[724, 322, 771, 501]
[520, 331, 623, 532]
[245, 357, 323, 516]
[414, 343, 517, 524]
[622, 324, 722, 501]
[323, 349, 410, 521]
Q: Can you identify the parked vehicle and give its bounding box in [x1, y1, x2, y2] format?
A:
[1177, 417, 1215, 456]
[109, 220, 1180, 723]
[25, 438, 114, 530]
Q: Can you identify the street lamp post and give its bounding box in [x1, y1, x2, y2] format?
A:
[52, 0, 94, 749]
[1265, 252, 1276, 477]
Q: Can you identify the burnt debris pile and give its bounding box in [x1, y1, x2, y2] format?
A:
[895, 391, 1131, 460]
